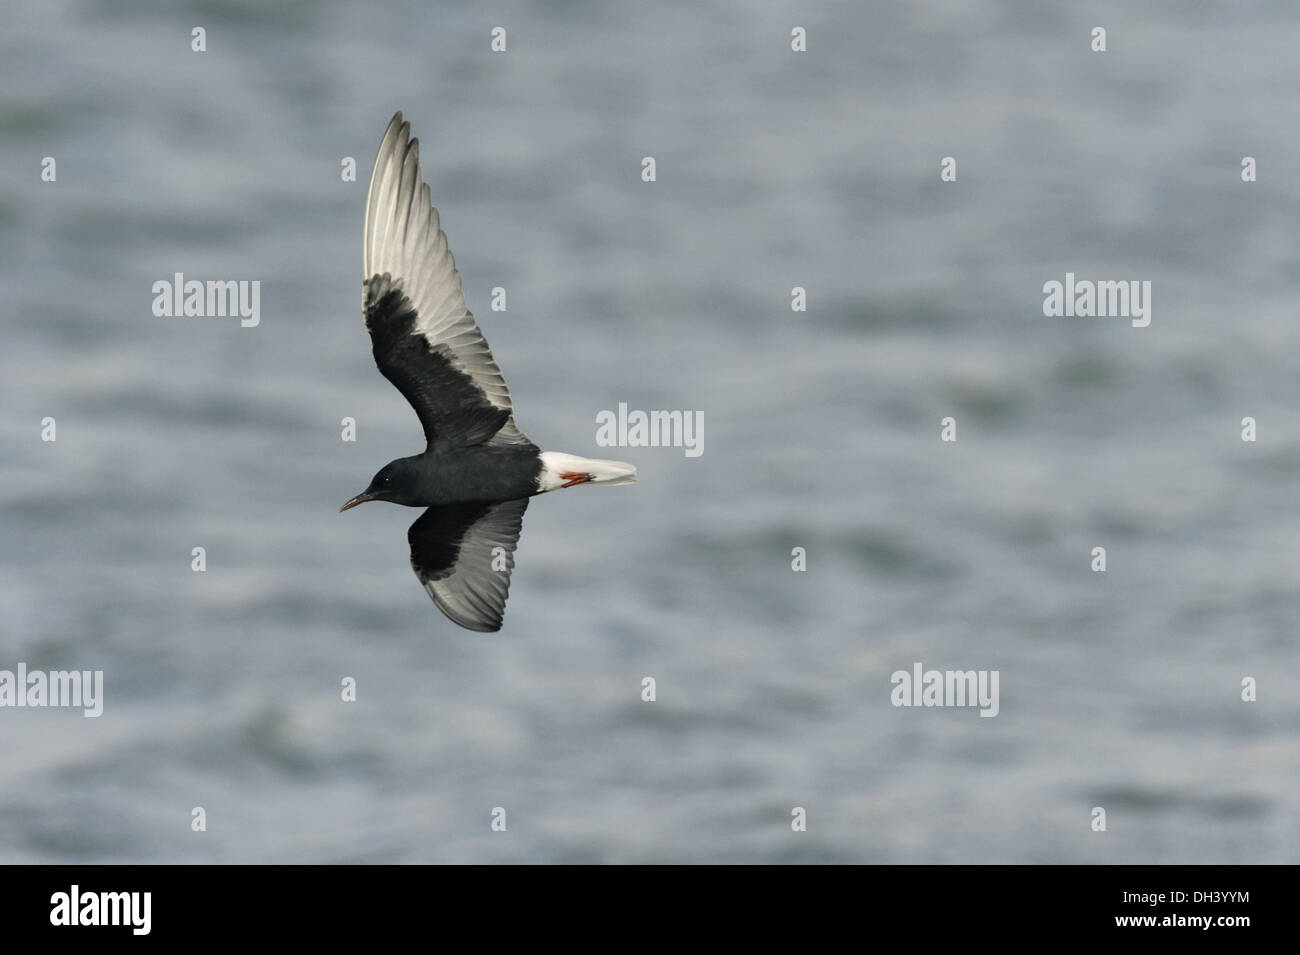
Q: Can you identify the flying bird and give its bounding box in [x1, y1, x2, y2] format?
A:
[341, 112, 636, 631]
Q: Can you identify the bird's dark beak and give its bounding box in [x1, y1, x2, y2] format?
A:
[339, 492, 377, 512]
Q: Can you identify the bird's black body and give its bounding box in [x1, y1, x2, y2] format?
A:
[340, 112, 635, 632]
[360, 446, 542, 508]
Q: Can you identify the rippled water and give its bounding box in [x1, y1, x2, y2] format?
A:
[1, 0, 1298, 863]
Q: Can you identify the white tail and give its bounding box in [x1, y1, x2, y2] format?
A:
[537, 451, 638, 492]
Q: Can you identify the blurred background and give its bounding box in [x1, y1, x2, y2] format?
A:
[1, 0, 1298, 863]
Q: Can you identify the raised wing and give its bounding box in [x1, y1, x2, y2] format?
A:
[408, 498, 529, 632]
[364, 111, 532, 449]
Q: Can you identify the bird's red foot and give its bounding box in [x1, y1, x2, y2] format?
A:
[560, 471, 593, 488]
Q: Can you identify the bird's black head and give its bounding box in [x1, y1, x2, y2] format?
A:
[339, 457, 422, 511]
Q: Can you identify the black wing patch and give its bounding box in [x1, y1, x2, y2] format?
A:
[365, 274, 511, 449]
[408, 498, 529, 632]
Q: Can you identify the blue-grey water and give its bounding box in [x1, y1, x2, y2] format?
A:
[2, 1, 1298, 863]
